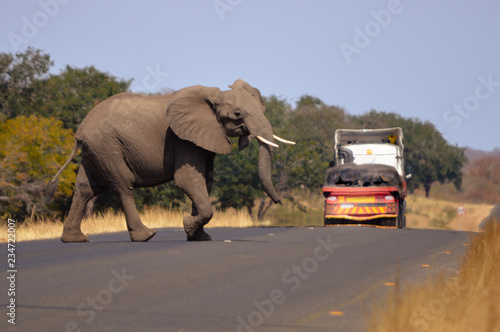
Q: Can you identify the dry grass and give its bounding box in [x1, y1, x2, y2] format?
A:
[368, 218, 500, 332]
[0, 206, 267, 242]
[3, 193, 495, 242]
[406, 195, 494, 231]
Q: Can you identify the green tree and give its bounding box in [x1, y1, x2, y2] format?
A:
[281, 96, 346, 190]
[398, 118, 466, 197]
[296, 94, 324, 108]
[254, 96, 346, 219]
[0, 47, 53, 119]
[214, 139, 264, 217]
[0, 48, 131, 131]
[34, 65, 131, 131]
[349, 109, 404, 129]
[263, 95, 289, 130]
[0, 115, 77, 218]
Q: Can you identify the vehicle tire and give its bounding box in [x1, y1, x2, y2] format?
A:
[397, 200, 406, 229]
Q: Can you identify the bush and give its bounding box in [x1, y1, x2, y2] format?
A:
[0, 115, 77, 219]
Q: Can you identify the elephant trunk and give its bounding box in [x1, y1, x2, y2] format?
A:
[258, 141, 281, 204]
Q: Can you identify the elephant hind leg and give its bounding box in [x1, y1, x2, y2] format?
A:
[83, 196, 98, 219]
[62, 165, 104, 242]
[117, 190, 156, 242]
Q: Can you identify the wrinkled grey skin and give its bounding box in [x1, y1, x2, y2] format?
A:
[325, 163, 402, 189]
[47, 80, 281, 242]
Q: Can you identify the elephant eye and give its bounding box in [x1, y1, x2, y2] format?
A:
[234, 109, 242, 117]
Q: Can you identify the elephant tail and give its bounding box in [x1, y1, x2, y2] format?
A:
[45, 140, 80, 203]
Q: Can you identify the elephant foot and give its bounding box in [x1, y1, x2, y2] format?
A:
[61, 230, 90, 243]
[186, 228, 212, 241]
[184, 218, 212, 241]
[130, 227, 156, 242]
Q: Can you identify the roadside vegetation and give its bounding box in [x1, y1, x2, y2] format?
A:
[0, 189, 324, 242]
[1, 191, 495, 242]
[405, 195, 494, 231]
[2, 47, 498, 331]
[0, 207, 264, 242]
[1, 48, 497, 241]
[2, 48, 472, 224]
[1, 49, 498, 241]
[368, 217, 500, 332]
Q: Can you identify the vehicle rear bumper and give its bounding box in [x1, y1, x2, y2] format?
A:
[323, 186, 401, 223]
[324, 213, 398, 221]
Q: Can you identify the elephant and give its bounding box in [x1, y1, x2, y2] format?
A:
[47, 79, 294, 242]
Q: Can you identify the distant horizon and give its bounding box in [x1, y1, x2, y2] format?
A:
[464, 146, 500, 156]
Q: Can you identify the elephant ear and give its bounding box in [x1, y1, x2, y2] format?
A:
[167, 85, 232, 154]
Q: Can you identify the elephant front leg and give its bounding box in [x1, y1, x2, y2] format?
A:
[183, 205, 212, 241]
[174, 164, 213, 241]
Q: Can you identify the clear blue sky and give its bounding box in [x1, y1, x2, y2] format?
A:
[2, 0, 499, 150]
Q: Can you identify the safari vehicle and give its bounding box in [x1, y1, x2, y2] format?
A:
[322, 128, 410, 228]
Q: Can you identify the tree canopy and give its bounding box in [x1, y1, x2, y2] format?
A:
[0, 47, 52, 119]
[0, 48, 133, 217]
[34, 65, 131, 131]
[1, 48, 470, 219]
[0, 115, 77, 218]
[0, 47, 131, 131]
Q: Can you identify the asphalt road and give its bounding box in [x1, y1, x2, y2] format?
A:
[2, 226, 470, 332]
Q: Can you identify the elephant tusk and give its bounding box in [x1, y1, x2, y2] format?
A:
[257, 135, 279, 148]
[273, 135, 296, 145]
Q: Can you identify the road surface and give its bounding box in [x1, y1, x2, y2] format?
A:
[2, 226, 470, 331]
